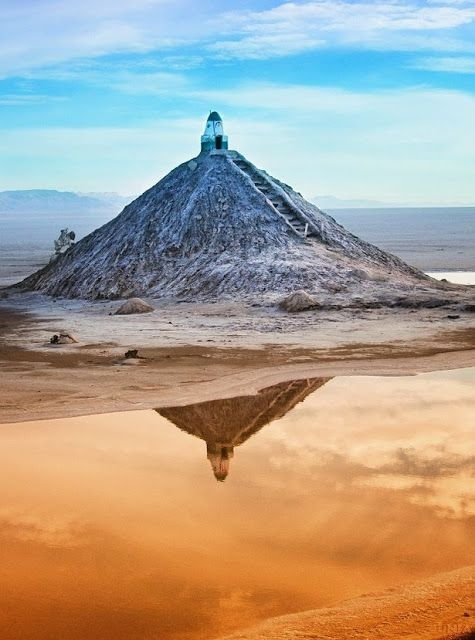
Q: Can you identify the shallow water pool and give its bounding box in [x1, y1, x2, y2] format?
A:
[0, 369, 473, 640]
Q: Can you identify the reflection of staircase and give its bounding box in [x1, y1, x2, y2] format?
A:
[231, 155, 317, 239]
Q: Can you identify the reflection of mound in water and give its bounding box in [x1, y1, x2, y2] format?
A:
[156, 377, 331, 481]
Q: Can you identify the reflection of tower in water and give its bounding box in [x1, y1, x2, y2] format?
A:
[206, 443, 233, 482]
[156, 377, 331, 481]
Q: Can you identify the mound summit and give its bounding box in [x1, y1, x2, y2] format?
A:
[17, 112, 456, 305]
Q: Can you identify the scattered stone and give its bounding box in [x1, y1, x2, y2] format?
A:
[50, 332, 78, 345]
[350, 299, 383, 310]
[348, 268, 369, 280]
[114, 298, 154, 315]
[278, 290, 319, 312]
[124, 349, 139, 359]
[326, 284, 345, 294]
[390, 297, 453, 309]
[115, 348, 148, 366]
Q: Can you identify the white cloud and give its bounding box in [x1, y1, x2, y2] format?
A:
[12, 56, 198, 86]
[0, 0, 196, 77]
[412, 55, 475, 71]
[0, 93, 67, 105]
[222, 84, 475, 203]
[208, 32, 324, 60]
[192, 80, 475, 119]
[1, 84, 474, 203]
[427, 0, 475, 5]
[0, 119, 201, 194]
[0, 1, 474, 75]
[210, 0, 475, 60]
[88, 70, 190, 95]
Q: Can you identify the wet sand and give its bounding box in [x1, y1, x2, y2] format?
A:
[0, 303, 474, 424]
[218, 565, 474, 640]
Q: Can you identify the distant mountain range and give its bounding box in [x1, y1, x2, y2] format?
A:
[0, 190, 133, 244]
[1, 189, 473, 246]
[313, 195, 474, 209]
[0, 189, 131, 213]
[313, 195, 391, 209]
[1, 189, 472, 214]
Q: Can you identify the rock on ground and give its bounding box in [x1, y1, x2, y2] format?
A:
[50, 332, 79, 344]
[114, 298, 154, 315]
[278, 290, 319, 312]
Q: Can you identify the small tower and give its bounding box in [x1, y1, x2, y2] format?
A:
[206, 443, 234, 482]
[201, 111, 228, 152]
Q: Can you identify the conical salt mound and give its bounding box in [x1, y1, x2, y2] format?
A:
[16, 112, 447, 304]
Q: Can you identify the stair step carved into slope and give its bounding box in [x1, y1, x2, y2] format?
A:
[230, 156, 316, 239]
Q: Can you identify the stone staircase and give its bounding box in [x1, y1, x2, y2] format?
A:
[231, 156, 316, 239]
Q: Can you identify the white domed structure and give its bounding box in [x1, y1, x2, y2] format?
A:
[201, 110, 228, 152]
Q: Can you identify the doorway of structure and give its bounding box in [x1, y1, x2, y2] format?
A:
[215, 135, 223, 149]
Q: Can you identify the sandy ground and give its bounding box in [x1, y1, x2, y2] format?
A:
[0, 293, 474, 423]
[0, 295, 474, 640]
[217, 565, 475, 640]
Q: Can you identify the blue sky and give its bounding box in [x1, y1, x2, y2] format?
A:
[0, 0, 474, 203]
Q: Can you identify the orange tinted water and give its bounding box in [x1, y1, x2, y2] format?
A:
[0, 370, 473, 640]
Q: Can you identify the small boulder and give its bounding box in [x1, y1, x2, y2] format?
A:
[119, 348, 148, 365]
[278, 290, 319, 312]
[114, 298, 154, 315]
[50, 332, 78, 345]
[348, 268, 369, 280]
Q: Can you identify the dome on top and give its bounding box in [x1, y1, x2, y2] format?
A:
[201, 111, 228, 151]
[207, 111, 222, 122]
